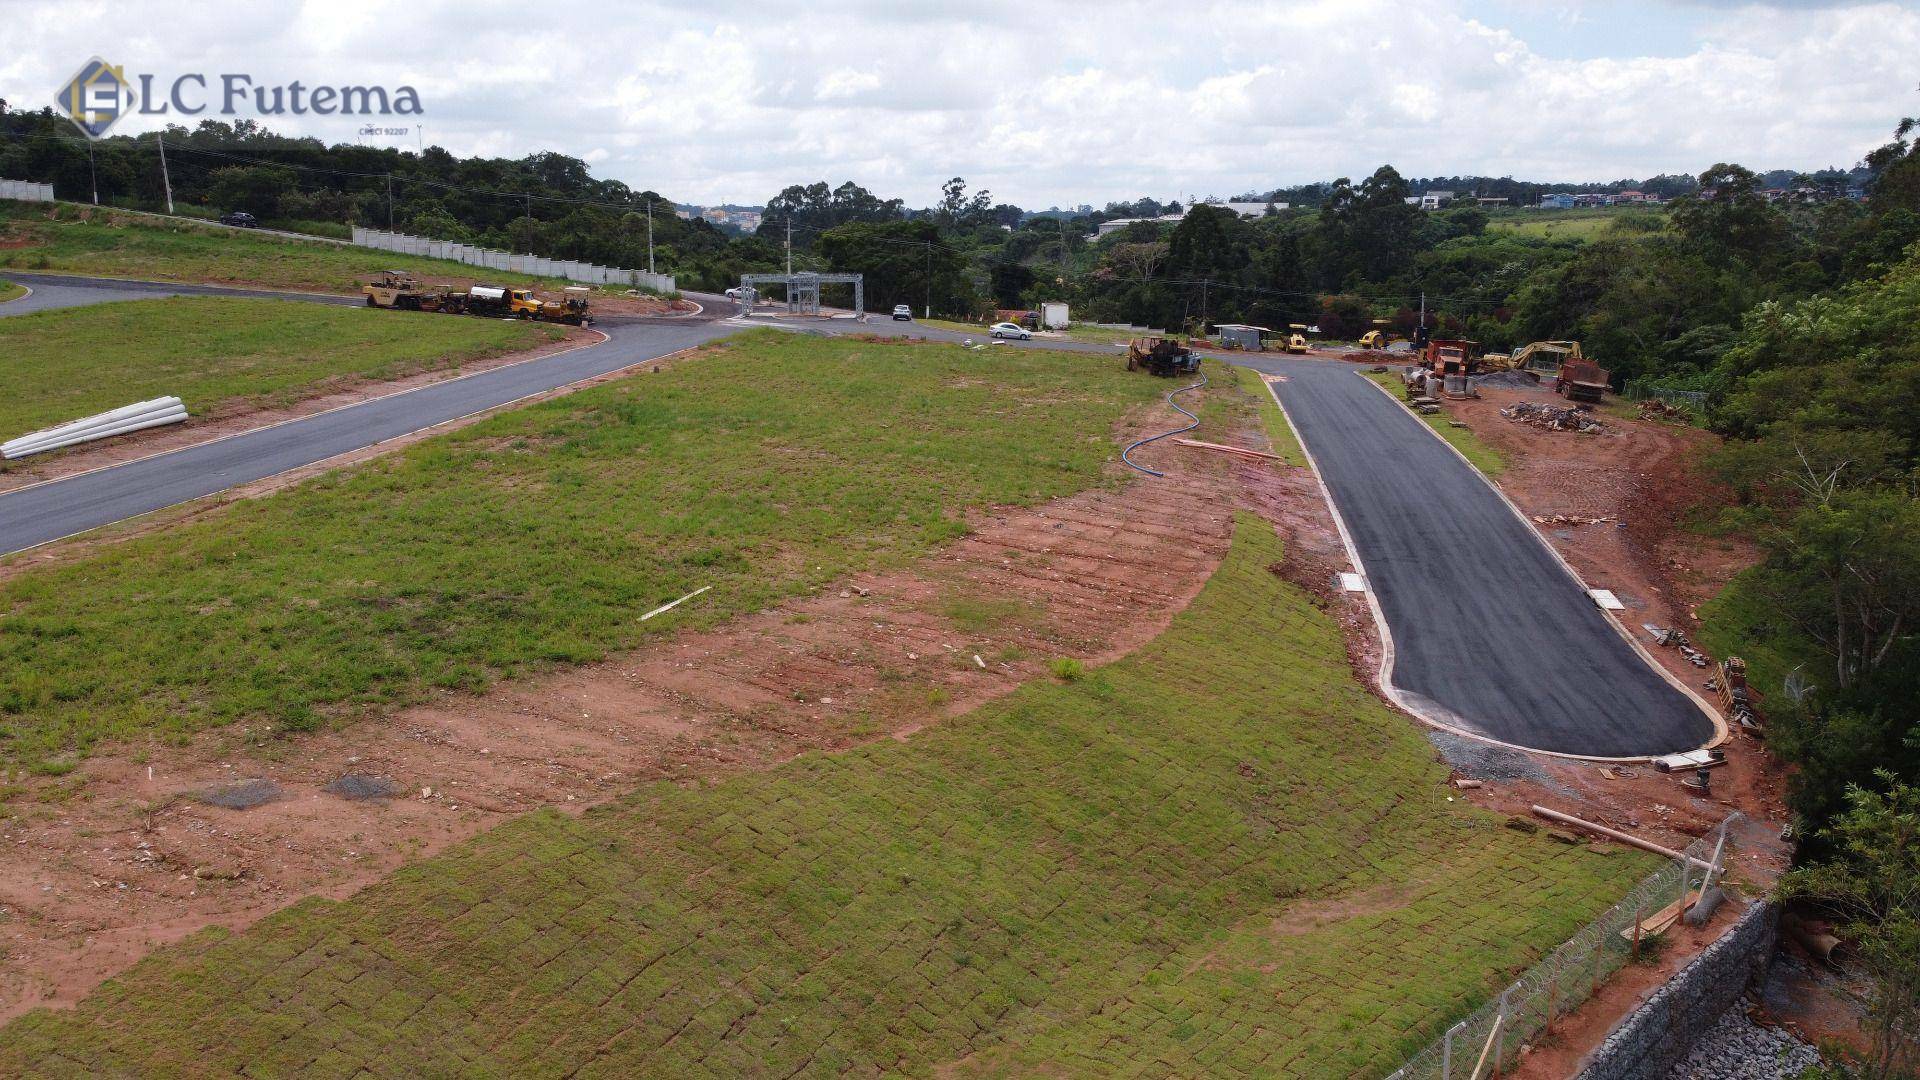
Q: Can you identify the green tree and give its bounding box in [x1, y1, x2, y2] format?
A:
[1782, 775, 1920, 1080]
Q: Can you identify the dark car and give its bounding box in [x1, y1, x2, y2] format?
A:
[219, 211, 258, 228]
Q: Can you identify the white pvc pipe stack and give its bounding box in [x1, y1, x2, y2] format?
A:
[3, 397, 189, 459]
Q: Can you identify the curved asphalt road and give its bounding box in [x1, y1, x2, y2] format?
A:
[0, 274, 727, 554]
[1238, 354, 1716, 758]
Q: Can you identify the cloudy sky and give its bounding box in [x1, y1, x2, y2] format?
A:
[2, 0, 1915, 208]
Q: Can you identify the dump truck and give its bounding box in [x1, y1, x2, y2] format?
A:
[1125, 337, 1200, 377]
[1557, 358, 1611, 403]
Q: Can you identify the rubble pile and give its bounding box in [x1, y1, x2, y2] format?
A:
[1638, 398, 1695, 422]
[1645, 624, 1711, 667]
[1501, 400, 1606, 433]
[1532, 512, 1615, 527]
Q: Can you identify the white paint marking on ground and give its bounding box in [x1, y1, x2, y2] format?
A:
[641, 585, 712, 621]
[1588, 588, 1625, 611]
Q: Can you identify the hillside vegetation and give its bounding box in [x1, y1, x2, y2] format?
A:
[0, 516, 1650, 1077]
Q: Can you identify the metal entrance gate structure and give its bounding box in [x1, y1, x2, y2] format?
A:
[737, 272, 864, 317]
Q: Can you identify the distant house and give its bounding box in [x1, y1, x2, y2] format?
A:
[1539, 194, 1575, 209]
[1418, 191, 1455, 210]
[1220, 200, 1288, 218]
[1092, 212, 1185, 239]
[1475, 197, 1508, 207]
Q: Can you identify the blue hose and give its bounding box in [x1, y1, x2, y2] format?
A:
[1121, 373, 1208, 477]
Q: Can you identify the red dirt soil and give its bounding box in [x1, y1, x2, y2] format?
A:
[0, 382, 1338, 1022]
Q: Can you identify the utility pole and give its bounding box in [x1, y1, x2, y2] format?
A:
[784, 217, 793, 275]
[646, 201, 655, 275]
[524, 193, 532, 253]
[924, 242, 932, 319]
[155, 131, 174, 214]
[1419, 291, 1426, 329]
[386, 173, 394, 231]
[86, 139, 98, 205]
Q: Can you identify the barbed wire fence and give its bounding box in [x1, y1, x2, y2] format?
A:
[1384, 813, 1742, 1080]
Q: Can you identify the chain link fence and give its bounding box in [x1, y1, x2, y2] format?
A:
[1384, 814, 1741, 1080]
[1621, 380, 1709, 409]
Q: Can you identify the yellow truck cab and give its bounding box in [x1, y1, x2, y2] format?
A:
[506, 288, 543, 318]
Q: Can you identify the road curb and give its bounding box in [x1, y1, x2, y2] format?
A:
[1352, 370, 1727, 756]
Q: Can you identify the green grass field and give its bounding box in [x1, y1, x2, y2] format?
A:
[0, 277, 23, 303]
[1363, 370, 1508, 476]
[1485, 206, 1665, 242]
[0, 515, 1651, 1077]
[0, 330, 1166, 772]
[1231, 362, 1307, 466]
[0, 297, 559, 439]
[0, 203, 557, 293]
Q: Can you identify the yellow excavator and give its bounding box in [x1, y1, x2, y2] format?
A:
[1504, 340, 1586, 377]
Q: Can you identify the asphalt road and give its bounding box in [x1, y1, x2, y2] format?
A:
[1239, 355, 1716, 758]
[0, 277, 727, 554]
[1, 282, 1709, 755]
[0, 271, 366, 317]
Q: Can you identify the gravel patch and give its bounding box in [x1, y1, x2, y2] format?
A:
[1666, 1006, 1821, 1080]
[323, 773, 403, 801]
[196, 778, 283, 810]
[1427, 729, 1551, 782]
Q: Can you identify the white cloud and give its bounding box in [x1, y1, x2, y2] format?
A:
[0, 0, 1910, 207]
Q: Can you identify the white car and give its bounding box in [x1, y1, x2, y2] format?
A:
[892, 304, 912, 321]
[989, 322, 1032, 340]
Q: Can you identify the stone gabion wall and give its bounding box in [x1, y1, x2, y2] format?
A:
[1574, 899, 1780, 1080]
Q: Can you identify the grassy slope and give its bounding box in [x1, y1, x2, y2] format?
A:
[1363, 370, 1508, 476]
[1231, 362, 1307, 466]
[0, 331, 1161, 770]
[0, 297, 558, 437]
[1485, 206, 1661, 241]
[0, 278, 22, 303]
[0, 516, 1650, 1077]
[0, 204, 555, 293]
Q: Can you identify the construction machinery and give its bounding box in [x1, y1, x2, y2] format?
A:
[1507, 340, 1587, 380]
[1418, 338, 1482, 399]
[1358, 330, 1389, 350]
[362, 271, 428, 310]
[365, 275, 592, 326]
[1285, 324, 1310, 353]
[1557, 358, 1611, 403]
[1125, 337, 1201, 377]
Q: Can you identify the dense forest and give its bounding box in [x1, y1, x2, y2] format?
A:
[4, 101, 1916, 853]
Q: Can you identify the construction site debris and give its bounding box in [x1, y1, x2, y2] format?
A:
[1653, 748, 1727, 773]
[1453, 778, 1483, 790]
[1172, 438, 1283, 461]
[1501, 400, 1606, 433]
[1537, 513, 1615, 527]
[1643, 624, 1690, 648]
[1530, 805, 1719, 872]
[1637, 398, 1695, 422]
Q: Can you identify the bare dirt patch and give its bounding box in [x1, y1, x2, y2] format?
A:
[0, 380, 1323, 1021]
